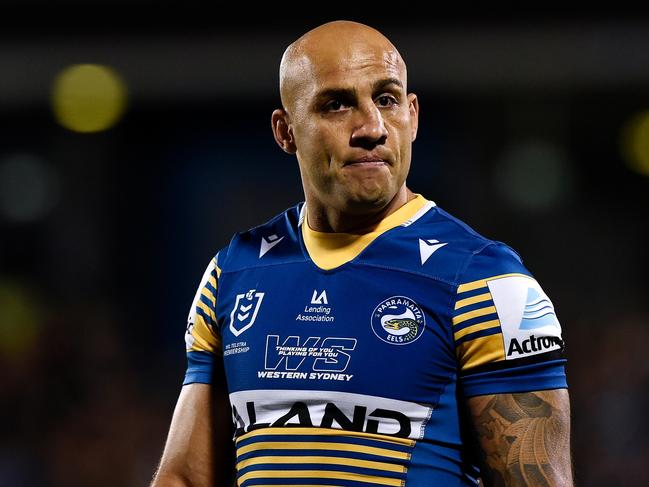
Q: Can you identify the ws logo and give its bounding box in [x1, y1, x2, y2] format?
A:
[264, 335, 357, 372]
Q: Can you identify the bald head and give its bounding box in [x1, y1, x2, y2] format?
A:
[270, 20, 419, 224]
[279, 21, 407, 114]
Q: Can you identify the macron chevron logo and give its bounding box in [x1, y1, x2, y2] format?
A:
[259, 234, 284, 258]
[419, 238, 447, 265]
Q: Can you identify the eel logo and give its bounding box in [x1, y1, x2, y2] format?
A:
[383, 318, 418, 335]
[230, 289, 265, 337]
[371, 296, 425, 345]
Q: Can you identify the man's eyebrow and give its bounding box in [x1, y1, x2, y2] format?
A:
[311, 78, 404, 106]
[372, 77, 403, 92]
[313, 87, 357, 102]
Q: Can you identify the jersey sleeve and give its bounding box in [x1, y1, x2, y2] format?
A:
[183, 252, 223, 385]
[452, 242, 567, 397]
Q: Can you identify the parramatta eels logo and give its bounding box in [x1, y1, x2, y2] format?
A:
[371, 296, 425, 345]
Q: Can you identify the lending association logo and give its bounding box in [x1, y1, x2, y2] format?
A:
[296, 289, 334, 323]
[371, 296, 425, 345]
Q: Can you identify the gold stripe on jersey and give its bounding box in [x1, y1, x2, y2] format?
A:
[237, 441, 410, 460]
[200, 287, 216, 306]
[452, 273, 531, 370]
[187, 314, 220, 353]
[196, 299, 216, 322]
[187, 256, 222, 354]
[454, 292, 491, 310]
[452, 306, 497, 326]
[236, 455, 406, 473]
[453, 319, 501, 341]
[238, 469, 403, 487]
[234, 412, 411, 486]
[236, 427, 415, 447]
[456, 272, 529, 293]
[457, 333, 505, 370]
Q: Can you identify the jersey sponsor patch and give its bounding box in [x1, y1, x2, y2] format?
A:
[259, 335, 356, 382]
[487, 275, 563, 359]
[230, 389, 433, 440]
[296, 289, 335, 323]
[371, 296, 426, 345]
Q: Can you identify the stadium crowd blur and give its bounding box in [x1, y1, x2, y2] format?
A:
[1, 9, 648, 486]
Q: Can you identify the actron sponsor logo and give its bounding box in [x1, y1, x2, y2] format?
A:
[507, 335, 563, 357]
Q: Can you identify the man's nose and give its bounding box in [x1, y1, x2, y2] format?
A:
[350, 102, 388, 148]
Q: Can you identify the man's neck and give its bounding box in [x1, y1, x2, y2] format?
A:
[306, 186, 415, 234]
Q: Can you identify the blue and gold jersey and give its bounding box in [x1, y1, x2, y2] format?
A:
[184, 194, 567, 486]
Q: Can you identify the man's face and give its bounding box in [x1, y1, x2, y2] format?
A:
[285, 41, 418, 214]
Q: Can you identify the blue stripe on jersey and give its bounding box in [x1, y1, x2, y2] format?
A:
[453, 299, 495, 315]
[454, 326, 502, 346]
[236, 433, 412, 454]
[460, 359, 568, 397]
[242, 478, 401, 487]
[455, 286, 489, 300]
[199, 293, 215, 310]
[195, 305, 214, 325]
[237, 461, 405, 479]
[236, 447, 411, 465]
[183, 351, 214, 385]
[205, 280, 217, 296]
[453, 312, 499, 334]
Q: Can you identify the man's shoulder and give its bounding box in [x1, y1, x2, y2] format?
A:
[424, 203, 528, 281]
[216, 202, 305, 272]
[414, 203, 497, 249]
[357, 201, 526, 286]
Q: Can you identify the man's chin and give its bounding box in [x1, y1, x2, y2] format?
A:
[339, 188, 394, 214]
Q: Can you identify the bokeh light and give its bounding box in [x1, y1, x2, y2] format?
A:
[493, 139, 573, 211]
[620, 110, 649, 176]
[0, 153, 60, 223]
[0, 281, 40, 360]
[51, 64, 127, 133]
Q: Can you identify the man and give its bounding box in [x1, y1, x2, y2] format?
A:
[152, 20, 573, 486]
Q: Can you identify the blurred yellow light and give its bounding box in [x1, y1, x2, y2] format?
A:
[621, 110, 649, 176]
[51, 64, 127, 133]
[0, 282, 40, 359]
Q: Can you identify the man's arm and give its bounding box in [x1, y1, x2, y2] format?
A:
[467, 389, 573, 487]
[150, 382, 234, 487]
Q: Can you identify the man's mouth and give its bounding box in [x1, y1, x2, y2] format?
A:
[345, 155, 389, 166]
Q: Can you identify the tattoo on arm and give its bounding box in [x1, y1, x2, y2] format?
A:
[468, 389, 573, 487]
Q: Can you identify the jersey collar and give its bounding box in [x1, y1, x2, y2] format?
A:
[300, 194, 433, 270]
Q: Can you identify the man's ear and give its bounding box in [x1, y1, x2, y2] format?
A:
[408, 93, 419, 142]
[271, 108, 297, 154]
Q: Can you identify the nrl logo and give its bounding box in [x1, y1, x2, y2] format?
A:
[229, 289, 265, 337]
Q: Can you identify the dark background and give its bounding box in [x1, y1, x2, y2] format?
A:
[1, 6, 648, 486]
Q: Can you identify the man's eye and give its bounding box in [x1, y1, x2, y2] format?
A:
[326, 99, 346, 111]
[376, 95, 397, 107]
